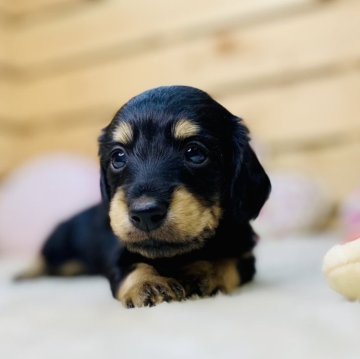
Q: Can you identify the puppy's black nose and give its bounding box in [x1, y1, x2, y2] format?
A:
[129, 198, 167, 232]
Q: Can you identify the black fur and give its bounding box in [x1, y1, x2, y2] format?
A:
[26, 86, 271, 304]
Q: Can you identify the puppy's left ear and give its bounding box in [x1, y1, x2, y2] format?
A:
[230, 123, 271, 221]
[100, 166, 110, 204]
[98, 128, 110, 204]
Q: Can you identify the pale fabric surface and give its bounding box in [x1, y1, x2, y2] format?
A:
[0, 234, 359, 359]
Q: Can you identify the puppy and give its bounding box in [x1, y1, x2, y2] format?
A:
[17, 86, 271, 308]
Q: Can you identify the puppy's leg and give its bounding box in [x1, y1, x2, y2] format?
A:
[180, 253, 255, 297]
[14, 256, 86, 281]
[14, 256, 48, 281]
[115, 263, 186, 308]
[237, 252, 256, 285]
[14, 219, 89, 281]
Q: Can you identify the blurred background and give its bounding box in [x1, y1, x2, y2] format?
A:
[0, 0, 360, 255]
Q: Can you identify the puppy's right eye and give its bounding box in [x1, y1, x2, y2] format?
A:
[184, 142, 208, 166]
[111, 149, 127, 170]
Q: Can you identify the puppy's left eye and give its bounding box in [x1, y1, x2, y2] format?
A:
[111, 148, 127, 170]
[184, 143, 208, 166]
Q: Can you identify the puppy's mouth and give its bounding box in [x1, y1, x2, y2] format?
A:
[109, 186, 222, 258]
[125, 237, 204, 259]
[121, 220, 217, 258]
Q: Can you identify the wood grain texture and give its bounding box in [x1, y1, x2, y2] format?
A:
[0, 121, 102, 178]
[0, 22, 9, 65]
[0, 22, 5, 53]
[2, 68, 359, 150]
[0, 80, 17, 120]
[8, 0, 360, 123]
[10, 0, 315, 68]
[0, 0, 12, 14]
[2, 68, 359, 144]
[2, 0, 84, 16]
[0, 5, 15, 119]
[267, 141, 360, 201]
[222, 70, 360, 144]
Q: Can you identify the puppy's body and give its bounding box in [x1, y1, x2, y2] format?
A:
[18, 86, 270, 308]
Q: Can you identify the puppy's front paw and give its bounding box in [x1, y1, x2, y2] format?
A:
[124, 278, 185, 308]
[117, 264, 185, 308]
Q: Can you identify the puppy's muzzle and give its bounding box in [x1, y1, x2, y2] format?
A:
[129, 197, 168, 232]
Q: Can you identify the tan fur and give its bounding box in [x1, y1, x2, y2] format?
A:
[14, 256, 47, 280]
[216, 259, 241, 293]
[169, 186, 222, 240]
[109, 188, 134, 241]
[14, 257, 87, 280]
[113, 122, 134, 144]
[181, 258, 240, 296]
[117, 263, 185, 308]
[57, 260, 86, 276]
[172, 119, 199, 140]
[109, 186, 222, 258]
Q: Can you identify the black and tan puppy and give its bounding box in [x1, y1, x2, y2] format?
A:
[17, 86, 271, 308]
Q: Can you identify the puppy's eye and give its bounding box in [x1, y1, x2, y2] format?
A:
[184, 143, 208, 166]
[111, 148, 127, 170]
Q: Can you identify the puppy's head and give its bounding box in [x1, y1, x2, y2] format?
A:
[99, 86, 270, 258]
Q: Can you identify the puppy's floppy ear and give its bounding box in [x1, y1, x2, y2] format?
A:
[230, 122, 271, 221]
[100, 166, 110, 203]
[98, 128, 110, 204]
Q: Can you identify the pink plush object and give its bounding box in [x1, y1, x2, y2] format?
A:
[0, 154, 101, 257]
[253, 173, 332, 237]
[340, 189, 360, 242]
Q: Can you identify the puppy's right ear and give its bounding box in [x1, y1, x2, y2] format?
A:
[98, 128, 110, 204]
[229, 120, 271, 222]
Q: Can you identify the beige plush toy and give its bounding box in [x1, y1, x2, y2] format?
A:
[322, 237, 360, 301]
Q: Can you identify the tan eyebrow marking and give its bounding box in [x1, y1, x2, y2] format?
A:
[113, 122, 134, 144]
[173, 119, 199, 140]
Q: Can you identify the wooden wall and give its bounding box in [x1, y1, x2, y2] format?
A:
[0, 0, 359, 203]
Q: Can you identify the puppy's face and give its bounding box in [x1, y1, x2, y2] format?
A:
[99, 86, 270, 258]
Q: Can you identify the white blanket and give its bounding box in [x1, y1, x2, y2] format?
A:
[1, 233, 359, 359]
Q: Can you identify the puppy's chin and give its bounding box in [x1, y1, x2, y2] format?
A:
[120, 225, 216, 259]
[125, 237, 204, 258]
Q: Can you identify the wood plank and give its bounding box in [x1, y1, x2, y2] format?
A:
[0, 23, 8, 64]
[0, 82, 10, 118]
[267, 141, 360, 202]
[2, 69, 359, 148]
[0, 121, 103, 178]
[10, 0, 314, 68]
[0, 80, 17, 120]
[8, 0, 314, 18]
[0, 18, 9, 109]
[10, 0, 360, 122]
[0, 131, 18, 178]
[222, 71, 360, 144]
[4, 0, 81, 16]
[0, 0, 13, 14]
